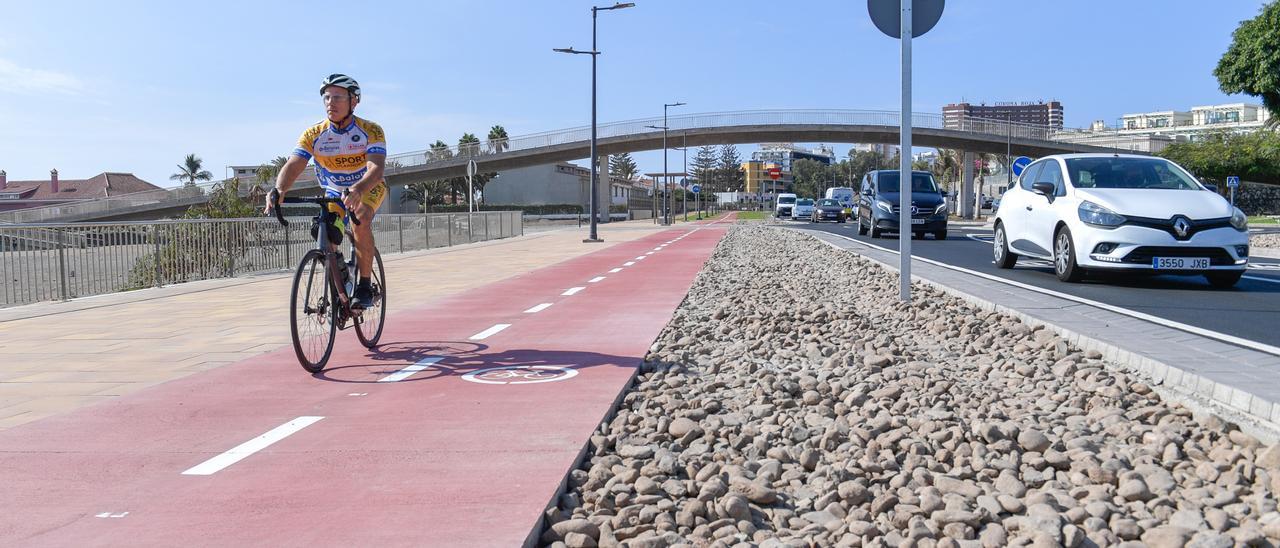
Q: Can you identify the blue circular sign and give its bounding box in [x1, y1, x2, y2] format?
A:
[691, 184, 701, 194]
[1011, 156, 1033, 177]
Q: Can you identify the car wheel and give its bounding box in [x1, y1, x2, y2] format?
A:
[913, 231, 925, 240]
[869, 222, 881, 238]
[1205, 271, 1243, 288]
[839, 217, 846, 224]
[993, 222, 1017, 268]
[933, 230, 947, 240]
[1054, 226, 1084, 282]
[857, 218, 868, 235]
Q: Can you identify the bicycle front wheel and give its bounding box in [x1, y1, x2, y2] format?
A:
[290, 249, 338, 373]
[354, 249, 386, 348]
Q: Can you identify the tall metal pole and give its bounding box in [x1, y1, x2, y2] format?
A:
[586, 7, 601, 241]
[898, 0, 912, 302]
[682, 133, 688, 222]
[662, 106, 668, 225]
[1006, 112, 1012, 197]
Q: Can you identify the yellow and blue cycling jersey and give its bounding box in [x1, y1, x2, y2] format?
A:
[293, 116, 387, 197]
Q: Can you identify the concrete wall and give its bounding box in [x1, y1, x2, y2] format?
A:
[484, 164, 587, 207]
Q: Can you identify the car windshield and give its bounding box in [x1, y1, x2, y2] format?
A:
[797, 199, 814, 206]
[1065, 157, 1201, 190]
[877, 172, 940, 194]
[779, 196, 796, 204]
[817, 199, 840, 206]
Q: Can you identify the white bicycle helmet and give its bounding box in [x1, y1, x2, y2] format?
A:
[320, 73, 361, 100]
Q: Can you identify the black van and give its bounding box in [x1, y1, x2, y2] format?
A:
[856, 170, 948, 240]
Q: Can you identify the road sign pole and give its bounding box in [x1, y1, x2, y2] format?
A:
[898, 0, 912, 302]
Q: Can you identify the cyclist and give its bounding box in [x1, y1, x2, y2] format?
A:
[267, 74, 387, 309]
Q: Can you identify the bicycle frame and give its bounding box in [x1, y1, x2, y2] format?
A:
[278, 197, 364, 323]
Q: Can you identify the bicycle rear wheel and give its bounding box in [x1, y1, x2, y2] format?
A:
[290, 249, 338, 373]
[354, 249, 386, 348]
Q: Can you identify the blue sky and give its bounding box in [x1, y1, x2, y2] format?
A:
[0, 0, 1269, 186]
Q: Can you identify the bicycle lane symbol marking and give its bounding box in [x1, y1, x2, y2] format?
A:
[461, 366, 579, 385]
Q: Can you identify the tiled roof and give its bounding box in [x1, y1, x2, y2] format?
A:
[0, 173, 162, 201]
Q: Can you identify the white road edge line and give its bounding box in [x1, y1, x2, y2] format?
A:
[609, 268, 623, 273]
[588, 276, 606, 283]
[562, 287, 586, 296]
[470, 324, 511, 340]
[819, 231, 1280, 357]
[525, 303, 554, 313]
[182, 416, 324, 476]
[379, 357, 444, 383]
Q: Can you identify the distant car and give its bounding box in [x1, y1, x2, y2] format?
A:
[775, 193, 797, 218]
[981, 196, 995, 209]
[791, 198, 816, 220]
[992, 197, 1001, 211]
[993, 154, 1249, 287]
[855, 170, 948, 240]
[810, 198, 847, 223]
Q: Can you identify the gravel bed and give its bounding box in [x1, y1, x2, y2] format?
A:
[1253, 233, 1280, 249]
[541, 226, 1280, 548]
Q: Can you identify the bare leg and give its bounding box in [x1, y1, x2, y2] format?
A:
[352, 203, 376, 278]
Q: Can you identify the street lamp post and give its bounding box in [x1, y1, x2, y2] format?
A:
[555, 2, 635, 243]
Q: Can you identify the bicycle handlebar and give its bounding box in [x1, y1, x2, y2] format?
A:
[270, 195, 362, 227]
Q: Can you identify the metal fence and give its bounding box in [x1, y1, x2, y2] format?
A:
[0, 210, 522, 309]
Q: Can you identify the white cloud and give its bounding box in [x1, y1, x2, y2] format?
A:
[0, 57, 84, 96]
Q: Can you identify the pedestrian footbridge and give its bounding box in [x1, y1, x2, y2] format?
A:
[3, 109, 1141, 223]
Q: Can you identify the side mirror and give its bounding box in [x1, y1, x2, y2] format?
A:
[1032, 182, 1055, 196]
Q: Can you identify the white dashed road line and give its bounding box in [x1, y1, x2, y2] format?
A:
[379, 357, 444, 383]
[624, 262, 635, 266]
[562, 287, 585, 296]
[524, 303, 554, 313]
[609, 268, 623, 273]
[182, 416, 324, 476]
[588, 276, 606, 283]
[470, 324, 511, 340]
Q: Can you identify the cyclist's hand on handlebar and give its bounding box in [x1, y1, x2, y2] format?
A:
[264, 188, 281, 215]
[341, 188, 363, 217]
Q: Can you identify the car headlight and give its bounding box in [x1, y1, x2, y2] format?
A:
[1078, 201, 1125, 227]
[1230, 207, 1248, 231]
[934, 201, 947, 214]
[876, 200, 893, 213]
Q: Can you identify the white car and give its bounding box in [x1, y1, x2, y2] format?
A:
[993, 154, 1249, 288]
[791, 198, 816, 220]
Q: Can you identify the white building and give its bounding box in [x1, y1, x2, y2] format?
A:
[1114, 102, 1272, 141]
[852, 143, 899, 158]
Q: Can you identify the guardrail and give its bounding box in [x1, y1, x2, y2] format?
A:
[0, 210, 522, 309]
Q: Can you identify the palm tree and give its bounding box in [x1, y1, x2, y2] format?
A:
[487, 125, 510, 154]
[427, 140, 453, 163]
[933, 149, 961, 192]
[458, 133, 481, 158]
[170, 154, 213, 188]
[400, 180, 451, 212]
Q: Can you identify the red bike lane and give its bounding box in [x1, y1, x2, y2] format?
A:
[0, 216, 732, 547]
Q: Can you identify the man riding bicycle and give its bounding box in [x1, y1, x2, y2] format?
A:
[266, 73, 387, 309]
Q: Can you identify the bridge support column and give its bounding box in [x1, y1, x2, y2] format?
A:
[960, 151, 976, 219]
[596, 154, 611, 224]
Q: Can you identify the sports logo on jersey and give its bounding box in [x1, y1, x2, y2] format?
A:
[352, 135, 361, 142]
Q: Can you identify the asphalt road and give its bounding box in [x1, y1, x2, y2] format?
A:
[784, 218, 1280, 349]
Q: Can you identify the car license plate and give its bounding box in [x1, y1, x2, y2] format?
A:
[1152, 257, 1209, 270]
[910, 218, 926, 225]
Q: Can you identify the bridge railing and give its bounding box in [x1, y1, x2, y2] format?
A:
[385, 109, 1139, 170]
[0, 210, 523, 309]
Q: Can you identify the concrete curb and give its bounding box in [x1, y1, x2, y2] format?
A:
[794, 227, 1280, 444]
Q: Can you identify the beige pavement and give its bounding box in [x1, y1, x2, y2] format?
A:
[0, 219, 685, 430]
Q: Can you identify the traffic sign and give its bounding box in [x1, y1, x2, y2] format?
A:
[1227, 176, 1240, 188]
[868, 0, 945, 39]
[1013, 154, 1034, 176]
[767, 167, 781, 180]
[691, 184, 701, 194]
[466, 159, 477, 177]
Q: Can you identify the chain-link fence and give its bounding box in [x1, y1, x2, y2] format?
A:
[0, 211, 523, 308]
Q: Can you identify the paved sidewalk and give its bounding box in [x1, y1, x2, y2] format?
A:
[804, 229, 1280, 441]
[0, 219, 684, 430]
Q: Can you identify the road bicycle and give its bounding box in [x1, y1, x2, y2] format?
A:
[271, 196, 386, 372]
